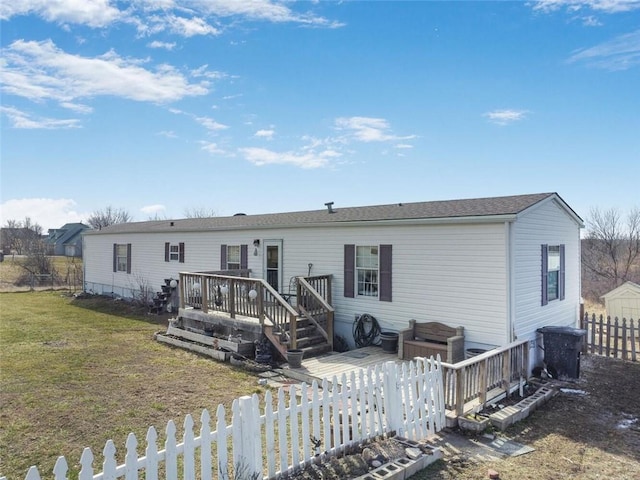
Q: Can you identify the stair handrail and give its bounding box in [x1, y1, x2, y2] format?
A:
[259, 278, 300, 348]
[296, 276, 335, 350]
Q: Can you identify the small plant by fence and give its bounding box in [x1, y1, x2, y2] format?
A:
[3, 359, 445, 480]
[581, 312, 638, 361]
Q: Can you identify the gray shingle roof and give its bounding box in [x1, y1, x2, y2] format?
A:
[85, 192, 577, 235]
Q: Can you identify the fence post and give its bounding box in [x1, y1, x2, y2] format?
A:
[383, 361, 403, 436]
[234, 395, 261, 480]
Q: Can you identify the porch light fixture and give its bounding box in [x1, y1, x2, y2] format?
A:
[253, 239, 260, 256]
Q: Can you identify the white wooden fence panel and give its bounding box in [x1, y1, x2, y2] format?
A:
[7, 357, 445, 480]
[144, 428, 158, 480]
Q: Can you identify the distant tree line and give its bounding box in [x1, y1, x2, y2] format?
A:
[582, 206, 640, 302]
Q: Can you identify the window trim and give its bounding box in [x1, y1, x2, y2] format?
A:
[164, 242, 185, 263]
[542, 243, 565, 306]
[220, 244, 249, 270]
[344, 244, 392, 302]
[113, 243, 131, 274]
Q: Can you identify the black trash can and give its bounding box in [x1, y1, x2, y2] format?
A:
[537, 326, 587, 379]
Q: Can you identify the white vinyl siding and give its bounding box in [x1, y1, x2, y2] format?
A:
[83, 196, 581, 355]
[512, 198, 582, 345]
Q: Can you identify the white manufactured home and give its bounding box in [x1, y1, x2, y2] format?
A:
[82, 192, 583, 373]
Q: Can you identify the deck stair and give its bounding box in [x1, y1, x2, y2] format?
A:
[172, 272, 335, 362]
[264, 312, 333, 361]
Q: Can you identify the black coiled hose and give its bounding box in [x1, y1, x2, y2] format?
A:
[352, 313, 381, 347]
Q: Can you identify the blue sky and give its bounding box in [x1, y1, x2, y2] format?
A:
[1, 0, 639, 231]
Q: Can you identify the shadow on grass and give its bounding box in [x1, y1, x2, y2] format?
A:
[69, 293, 171, 327]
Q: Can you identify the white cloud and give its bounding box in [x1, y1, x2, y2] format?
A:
[196, 116, 229, 132]
[334, 116, 416, 143]
[199, 141, 227, 155]
[162, 14, 220, 37]
[0, 0, 343, 34]
[581, 15, 603, 26]
[0, 198, 89, 231]
[190, 65, 229, 80]
[140, 204, 166, 214]
[239, 147, 340, 169]
[148, 40, 177, 50]
[254, 129, 275, 139]
[395, 143, 414, 149]
[59, 101, 93, 114]
[1, 105, 81, 129]
[193, 0, 344, 28]
[157, 130, 177, 138]
[483, 109, 529, 126]
[532, 0, 640, 14]
[1, 39, 209, 107]
[0, 0, 123, 27]
[567, 29, 640, 70]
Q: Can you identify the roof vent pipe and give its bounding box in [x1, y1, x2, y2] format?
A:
[325, 202, 335, 214]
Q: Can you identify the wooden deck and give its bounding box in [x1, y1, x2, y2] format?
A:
[276, 345, 405, 385]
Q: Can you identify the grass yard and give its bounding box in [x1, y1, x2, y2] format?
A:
[0, 292, 263, 480]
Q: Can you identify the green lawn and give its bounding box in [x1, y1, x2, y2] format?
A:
[0, 292, 263, 480]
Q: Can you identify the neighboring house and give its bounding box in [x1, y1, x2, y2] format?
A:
[601, 281, 640, 321]
[46, 223, 90, 257]
[82, 192, 583, 371]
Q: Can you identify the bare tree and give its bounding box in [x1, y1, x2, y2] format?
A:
[1, 217, 43, 254]
[86, 206, 132, 230]
[183, 207, 217, 218]
[582, 206, 640, 298]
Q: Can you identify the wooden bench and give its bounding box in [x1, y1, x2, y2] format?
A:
[398, 319, 465, 363]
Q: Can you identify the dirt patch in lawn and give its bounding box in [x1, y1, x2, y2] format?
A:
[413, 354, 640, 479]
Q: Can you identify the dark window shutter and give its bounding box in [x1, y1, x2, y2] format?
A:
[221, 244, 227, 270]
[379, 244, 392, 302]
[179, 242, 185, 263]
[344, 244, 355, 298]
[126, 243, 132, 274]
[541, 244, 548, 306]
[559, 244, 565, 301]
[113, 244, 117, 272]
[240, 244, 248, 269]
[165, 242, 170, 262]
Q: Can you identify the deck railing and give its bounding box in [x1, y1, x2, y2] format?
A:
[439, 339, 529, 416]
[178, 273, 333, 350]
[296, 276, 335, 350]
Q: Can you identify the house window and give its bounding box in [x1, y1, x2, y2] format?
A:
[344, 244, 392, 301]
[356, 246, 379, 296]
[547, 246, 560, 301]
[116, 244, 128, 271]
[542, 244, 565, 306]
[113, 243, 131, 274]
[220, 244, 248, 270]
[164, 242, 185, 263]
[227, 245, 241, 269]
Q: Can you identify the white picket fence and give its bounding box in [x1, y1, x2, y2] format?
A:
[4, 358, 445, 480]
